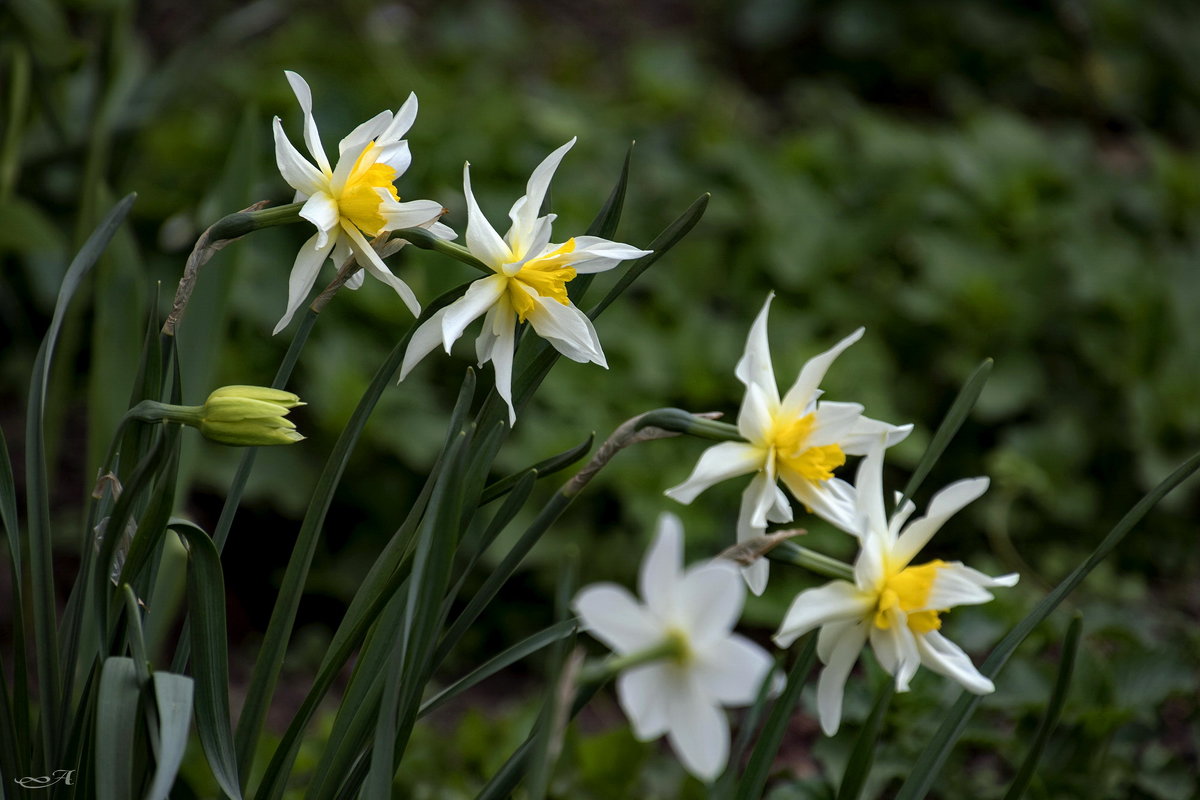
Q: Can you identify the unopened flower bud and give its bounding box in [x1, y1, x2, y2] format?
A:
[197, 386, 305, 446]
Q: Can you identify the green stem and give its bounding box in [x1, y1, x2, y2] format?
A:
[579, 634, 688, 684]
[769, 541, 855, 581]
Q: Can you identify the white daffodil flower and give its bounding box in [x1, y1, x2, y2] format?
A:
[573, 513, 776, 782]
[773, 440, 1019, 736]
[665, 293, 912, 595]
[272, 70, 455, 334]
[397, 138, 651, 425]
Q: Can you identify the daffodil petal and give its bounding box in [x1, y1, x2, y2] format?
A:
[274, 231, 335, 335]
[805, 401, 865, 447]
[374, 139, 412, 177]
[664, 442, 765, 505]
[566, 236, 652, 273]
[463, 163, 512, 268]
[734, 293, 780, 405]
[774, 581, 873, 648]
[816, 619, 869, 736]
[440, 275, 507, 353]
[342, 223, 420, 317]
[337, 109, 392, 156]
[678, 561, 743, 645]
[665, 687, 728, 782]
[923, 563, 1018, 610]
[736, 381, 777, 444]
[379, 93, 418, 144]
[572, 583, 660, 654]
[272, 117, 326, 197]
[330, 137, 372, 195]
[639, 513, 683, 620]
[693, 634, 774, 707]
[399, 307, 450, 381]
[525, 297, 606, 365]
[892, 476, 990, 566]
[617, 665, 671, 739]
[507, 138, 575, 253]
[840, 416, 914, 455]
[380, 198, 446, 230]
[850, 438, 888, 537]
[489, 304, 517, 425]
[782, 473, 860, 535]
[870, 622, 921, 692]
[284, 70, 331, 175]
[780, 327, 864, 418]
[915, 631, 995, 694]
[299, 192, 339, 250]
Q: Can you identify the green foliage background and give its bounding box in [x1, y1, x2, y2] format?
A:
[2, 0, 1199, 796]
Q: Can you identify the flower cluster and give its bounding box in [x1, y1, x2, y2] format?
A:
[272, 73, 648, 423]
[571, 296, 1017, 781]
[268, 70, 1018, 785]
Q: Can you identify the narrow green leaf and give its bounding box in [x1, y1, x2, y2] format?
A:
[0, 425, 20, 578]
[235, 286, 472, 791]
[176, 525, 242, 800]
[95, 657, 140, 800]
[479, 434, 593, 505]
[418, 619, 578, 720]
[474, 682, 604, 800]
[568, 142, 633, 304]
[586, 192, 708, 321]
[145, 672, 195, 800]
[25, 192, 136, 760]
[897, 358, 992, 512]
[119, 585, 150, 685]
[525, 555, 579, 800]
[712, 653, 783, 798]
[0, 425, 30, 771]
[894, 449, 1200, 800]
[1002, 613, 1083, 800]
[735, 635, 818, 800]
[836, 680, 895, 800]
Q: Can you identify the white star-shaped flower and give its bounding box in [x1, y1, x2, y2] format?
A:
[666, 293, 912, 594]
[773, 439, 1019, 736]
[573, 513, 775, 782]
[272, 70, 454, 333]
[398, 138, 650, 424]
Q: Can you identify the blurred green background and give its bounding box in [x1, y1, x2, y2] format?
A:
[3, 0, 1199, 796]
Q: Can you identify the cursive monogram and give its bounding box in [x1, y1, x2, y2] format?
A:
[13, 769, 76, 788]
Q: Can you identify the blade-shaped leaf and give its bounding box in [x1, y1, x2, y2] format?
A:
[735, 635, 818, 800]
[177, 525, 242, 799]
[836, 680, 895, 800]
[479, 434, 593, 505]
[1001, 613, 1083, 800]
[568, 142, 633, 304]
[95, 657, 140, 800]
[145, 672, 195, 800]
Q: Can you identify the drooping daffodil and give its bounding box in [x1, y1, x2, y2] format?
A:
[272, 70, 454, 334]
[773, 439, 1018, 736]
[572, 513, 776, 782]
[398, 138, 651, 424]
[665, 293, 912, 594]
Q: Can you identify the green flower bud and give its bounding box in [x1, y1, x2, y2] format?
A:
[197, 386, 305, 446]
[127, 386, 306, 447]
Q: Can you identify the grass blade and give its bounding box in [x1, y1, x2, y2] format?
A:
[1001, 613, 1083, 800]
[836, 681, 895, 800]
[894, 448, 1200, 800]
[897, 358, 992, 511]
[95, 657, 140, 800]
[145, 672, 195, 800]
[735, 635, 819, 800]
[25, 192, 136, 761]
[479, 434, 593, 505]
[419, 619, 578, 720]
[176, 524, 242, 799]
[568, 142, 633, 304]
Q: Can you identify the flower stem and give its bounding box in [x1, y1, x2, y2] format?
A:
[769, 541, 855, 581]
[579, 633, 688, 684]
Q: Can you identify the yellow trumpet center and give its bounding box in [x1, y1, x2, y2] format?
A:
[506, 238, 578, 322]
[874, 560, 947, 635]
[768, 413, 846, 483]
[338, 143, 400, 236]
